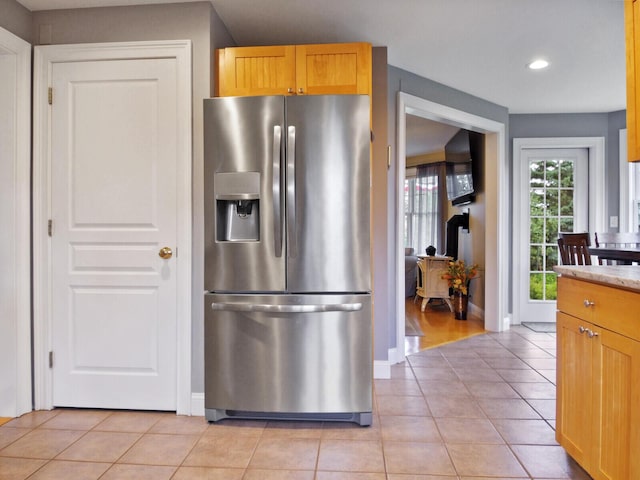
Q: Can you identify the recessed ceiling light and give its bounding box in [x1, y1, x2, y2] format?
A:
[528, 59, 549, 70]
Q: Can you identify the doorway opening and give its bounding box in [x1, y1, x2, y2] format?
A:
[394, 92, 508, 363]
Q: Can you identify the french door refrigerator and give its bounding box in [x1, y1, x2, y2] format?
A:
[203, 95, 372, 426]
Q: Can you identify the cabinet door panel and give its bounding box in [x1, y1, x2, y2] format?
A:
[592, 327, 640, 480]
[221, 45, 295, 96]
[556, 312, 593, 470]
[296, 43, 371, 95]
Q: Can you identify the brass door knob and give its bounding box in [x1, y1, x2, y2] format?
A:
[159, 247, 173, 259]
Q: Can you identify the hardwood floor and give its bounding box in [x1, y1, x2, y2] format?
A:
[405, 297, 486, 355]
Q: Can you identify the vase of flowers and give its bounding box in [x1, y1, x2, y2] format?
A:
[442, 259, 479, 320]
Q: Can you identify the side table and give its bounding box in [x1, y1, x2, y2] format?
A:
[416, 255, 453, 312]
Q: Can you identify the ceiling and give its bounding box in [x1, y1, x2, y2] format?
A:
[18, 0, 626, 115]
[17, 0, 627, 154]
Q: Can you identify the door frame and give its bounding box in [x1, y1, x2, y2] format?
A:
[618, 129, 639, 233]
[0, 26, 32, 418]
[513, 137, 606, 325]
[394, 92, 508, 364]
[32, 40, 193, 414]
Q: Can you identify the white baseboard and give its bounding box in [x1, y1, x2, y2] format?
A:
[191, 392, 205, 416]
[373, 346, 408, 379]
[468, 301, 484, 320]
[388, 347, 404, 365]
[373, 360, 391, 379]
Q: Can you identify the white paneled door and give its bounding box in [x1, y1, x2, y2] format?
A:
[50, 58, 179, 410]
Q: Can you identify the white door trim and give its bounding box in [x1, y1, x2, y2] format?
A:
[619, 129, 633, 232]
[0, 26, 32, 418]
[394, 92, 508, 364]
[33, 40, 193, 414]
[513, 137, 606, 325]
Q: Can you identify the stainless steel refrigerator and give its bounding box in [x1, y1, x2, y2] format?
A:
[203, 95, 372, 426]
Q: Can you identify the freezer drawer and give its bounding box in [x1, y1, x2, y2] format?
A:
[204, 293, 372, 426]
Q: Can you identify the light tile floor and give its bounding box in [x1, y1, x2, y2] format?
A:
[0, 326, 592, 479]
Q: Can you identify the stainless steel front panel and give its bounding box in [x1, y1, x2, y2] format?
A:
[204, 96, 286, 292]
[286, 95, 371, 293]
[204, 95, 371, 294]
[204, 293, 372, 415]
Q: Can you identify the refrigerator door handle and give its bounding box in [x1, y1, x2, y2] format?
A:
[210, 302, 363, 313]
[272, 125, 283, 257]
[286, 125, 297, 258]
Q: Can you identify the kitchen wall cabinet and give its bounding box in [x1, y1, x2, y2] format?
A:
[556, 276, 640, 479]
[215, 42, 371, 97]
[625, 0, 640, 162]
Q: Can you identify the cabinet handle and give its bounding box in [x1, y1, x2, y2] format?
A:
[583, 299, 595, 308]
[579, 326, 587, 334]
[587, 329, 599, 338]
[287, 87, 294, 94]
[298, 87, 304, 94]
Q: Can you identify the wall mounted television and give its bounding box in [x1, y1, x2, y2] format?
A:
[445, 129, 475, 206]
[446, 160, 474, 205]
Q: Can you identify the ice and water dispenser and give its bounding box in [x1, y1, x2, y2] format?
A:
[214, 172, 260, 242]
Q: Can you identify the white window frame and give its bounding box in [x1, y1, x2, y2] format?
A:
[619, 129, 640, 232]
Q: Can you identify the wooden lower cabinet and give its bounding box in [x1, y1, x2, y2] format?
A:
[556, 312, 594, 467]
[556, 276, 640, 479]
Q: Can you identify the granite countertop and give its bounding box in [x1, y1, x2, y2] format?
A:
[554, 265, 640, 292]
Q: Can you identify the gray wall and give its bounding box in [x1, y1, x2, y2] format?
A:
[0, 0, 32, 43]
[509, 111, 626, 232]
[31, 1, 233, 394]
[385, 65, 509, 354]
[371, 47, 390, 361]
[608, 109, 627, 223]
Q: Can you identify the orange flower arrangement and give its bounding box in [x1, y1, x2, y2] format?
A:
[442, 260, 479, 295]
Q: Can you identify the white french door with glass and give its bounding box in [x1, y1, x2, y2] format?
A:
[515, 147, 588, 324]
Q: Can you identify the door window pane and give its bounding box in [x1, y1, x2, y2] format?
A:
[528, 157, 576, 301]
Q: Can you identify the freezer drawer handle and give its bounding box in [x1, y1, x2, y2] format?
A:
[210, 302, 362, 313]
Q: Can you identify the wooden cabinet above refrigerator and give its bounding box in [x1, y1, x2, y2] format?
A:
[215, 42, 372, 97]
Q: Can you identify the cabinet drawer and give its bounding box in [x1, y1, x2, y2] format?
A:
[557, 276, 595, 322]
[557, 276, 640, 342]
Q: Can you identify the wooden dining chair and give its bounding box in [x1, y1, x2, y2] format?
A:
[557, 232, 592, 265]
[594, 232, 640, 265]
